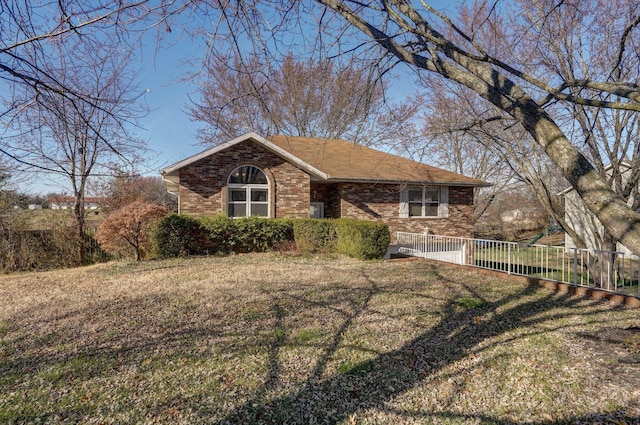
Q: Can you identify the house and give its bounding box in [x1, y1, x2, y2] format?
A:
[48, 196, 104, 210]
[500, 209, 524, 223]
[559, 162, 635, 254]
[160, 132, 490, 241]
[49, 196, 74, 209]
[500, 207, 546, 226]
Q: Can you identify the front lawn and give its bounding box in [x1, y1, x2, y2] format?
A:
[1, 254, 639, 424]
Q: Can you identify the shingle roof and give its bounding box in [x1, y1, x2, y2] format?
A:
[160, 132, 490, 188]
[268, 135, 490, 186]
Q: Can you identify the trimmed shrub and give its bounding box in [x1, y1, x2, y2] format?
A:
[292, 219, 338, 253]
[334, 219, 390, 260]
[199, 215, 236, 254]
[153, 214, 388, 261]
[153, 213, 205, 258]
[226, 216, 293, 253]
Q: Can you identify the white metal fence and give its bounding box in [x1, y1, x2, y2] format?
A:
[396, 232, 640, 297]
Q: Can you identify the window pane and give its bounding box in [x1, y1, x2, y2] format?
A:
[247, 167, 267, 184]
[424, 204, 439, 217]
[251, 189, 268, 202]
[251, 204, 268, 217]
[228, 203, 246, 217]
[229, 166, 267, 184]
[408, 189, 422, 202]
[409, 203, 423, 217]
[230, 189, 247, 201]
[228, 167, 247, 184]
[425, 187, 439, 202]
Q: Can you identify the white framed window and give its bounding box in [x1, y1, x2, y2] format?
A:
[400, 186, 449, 218]
[227, 166, 269, 218]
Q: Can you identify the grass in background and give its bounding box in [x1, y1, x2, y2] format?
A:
[14, 208, 105, 231]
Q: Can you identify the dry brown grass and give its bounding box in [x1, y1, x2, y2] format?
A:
[1, 253, 639, 424]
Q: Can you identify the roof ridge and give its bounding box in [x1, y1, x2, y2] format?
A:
[161, 132, 490, 188]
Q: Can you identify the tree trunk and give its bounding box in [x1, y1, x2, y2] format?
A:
[428, 56, 640, 256]
[520, 111, 640, 257]
[315, 0, 640, 256]
[74, 198, 86, 265]
[590, 233, 618, 291]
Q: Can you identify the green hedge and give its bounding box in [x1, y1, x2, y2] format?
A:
[153, 214, 208, 257]
[153, 215, 389, 260]
[155, 215, 294, 257]
[199, 215, 236, 254]
[292, 218, 389, 259]
[292, 219, 338, 253]
[334, 219, 390, 260]
[221, 216, 293, 253]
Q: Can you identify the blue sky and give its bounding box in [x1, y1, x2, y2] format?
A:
[138, 38, 205, 174]
[137, 0, 459, 179]
[18, 30, 207, 195]
[21, 0, 458, 195]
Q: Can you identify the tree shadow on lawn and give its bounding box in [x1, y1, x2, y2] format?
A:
[212, 267, 639, 424]
[2, 261, 638, 424]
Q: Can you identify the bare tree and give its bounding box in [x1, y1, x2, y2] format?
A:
[406, 1, 640, 259]
[5, 0, 640, 255]
[6, 35, 148, 263]
[287, 0, 640, 255]
[509, 0, 640, 252]
[188, 52, 420, 146]
[98, 173, 177, 213]
[0, 0, 192, 124]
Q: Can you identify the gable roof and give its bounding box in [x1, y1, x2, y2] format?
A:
[160, 132, 490, 190]
[268, 135, 489, 186]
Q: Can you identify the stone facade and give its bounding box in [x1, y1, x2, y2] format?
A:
[176, 141, 475, 242]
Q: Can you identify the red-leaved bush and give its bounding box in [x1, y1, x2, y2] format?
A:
[95, 201, 168, 261]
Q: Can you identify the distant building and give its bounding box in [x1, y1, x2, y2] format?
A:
[500, 207, 544, 224]
[28, 204, 43, 210]
[48, 196, 104, 210]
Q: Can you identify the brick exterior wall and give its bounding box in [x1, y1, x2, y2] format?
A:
[337, 183, 475, 242]
[310, 183, 341, 218]
[178, 140, 310, 218]
[176, 141, 475, 242]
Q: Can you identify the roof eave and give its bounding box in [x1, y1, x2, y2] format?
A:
[159, 132, 330, 181]
[322, 177, 492, 187]
[160, 132, 265, 175]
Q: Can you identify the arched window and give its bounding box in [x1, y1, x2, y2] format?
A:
[227, 166, 269, 217]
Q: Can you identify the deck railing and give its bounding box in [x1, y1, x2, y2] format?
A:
[396, 232, 640, 297]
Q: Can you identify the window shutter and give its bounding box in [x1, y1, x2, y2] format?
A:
[399, 188, 409, 218]
[438, 186, 449, 218]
